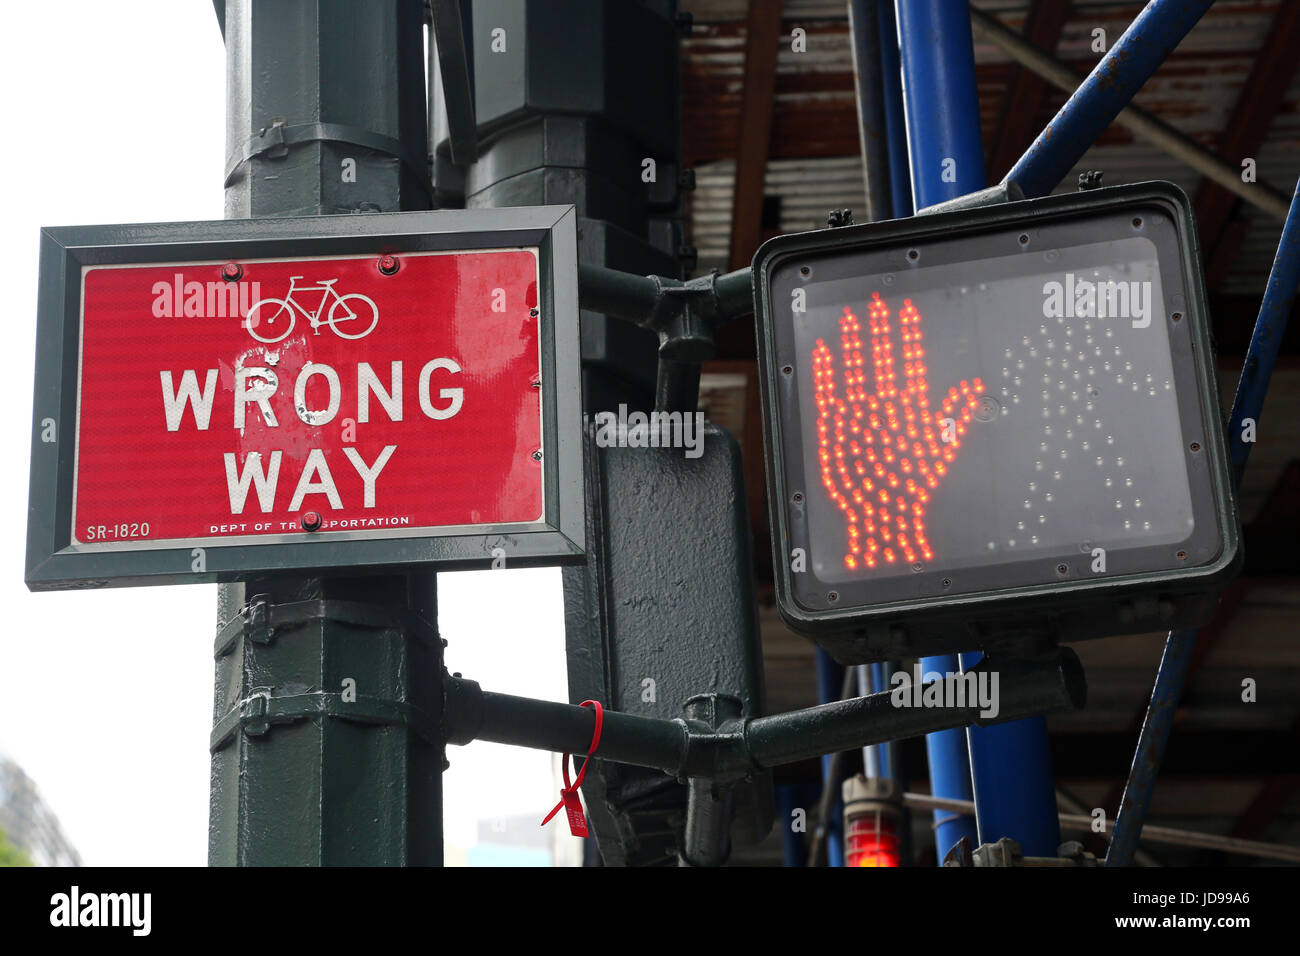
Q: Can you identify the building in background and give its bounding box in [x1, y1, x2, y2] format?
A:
[0, 754, 80, 867]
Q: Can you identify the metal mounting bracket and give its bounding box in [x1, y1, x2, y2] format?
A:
[914, 180, 1025, 217]
[224, 120, 433, 198]
[214, 595, 436, 657]
[209, 688, 437, 752]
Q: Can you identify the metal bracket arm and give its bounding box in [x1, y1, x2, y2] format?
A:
[443, 647, 1085, 782]
[577, 264, 754, 413]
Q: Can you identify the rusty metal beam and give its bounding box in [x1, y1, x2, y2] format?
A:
[1195, 1, 1300, 285]
[729, 0, 783, 271]
[986, 1, 1072, 183]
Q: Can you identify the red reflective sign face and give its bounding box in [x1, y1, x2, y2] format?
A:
[73, 249, 542, 548]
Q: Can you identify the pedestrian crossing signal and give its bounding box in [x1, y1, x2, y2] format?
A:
[752, 182, 1240, 663]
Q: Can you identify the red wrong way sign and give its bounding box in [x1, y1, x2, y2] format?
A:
[78, 250, 540, 542]
[28, 210, 584, 588]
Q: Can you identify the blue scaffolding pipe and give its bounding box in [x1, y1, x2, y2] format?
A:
[815, 648, 846, 867]
[896, 0, 1061, 860]
[920, 655, 978, 859]
[1106, 176, 1300, 866]
[895, 0, 985, 211]
[1225, 181, 1300, 487]
[1003, 0, 1214, 199]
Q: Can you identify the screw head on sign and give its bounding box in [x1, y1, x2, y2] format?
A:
[378, 255, 400, 275]
[222, 262, 243, 282]
[529, 308, 539, 318]
[529, 374, 541, 389]
[300, 511, 323, 532]
[531, 449, 543, 461]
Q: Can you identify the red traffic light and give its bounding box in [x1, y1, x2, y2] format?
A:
[842, 774, 903, 867]
[846, 813, 901, 868]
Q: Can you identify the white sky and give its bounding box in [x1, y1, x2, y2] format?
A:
[0, 1, 569, 866]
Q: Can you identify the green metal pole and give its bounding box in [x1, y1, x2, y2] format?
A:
[209, 0, 442, 866]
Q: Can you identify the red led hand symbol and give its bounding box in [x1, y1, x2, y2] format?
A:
[811, 292, 985, 571]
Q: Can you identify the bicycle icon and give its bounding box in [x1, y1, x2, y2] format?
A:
[244, 276, 379, 343]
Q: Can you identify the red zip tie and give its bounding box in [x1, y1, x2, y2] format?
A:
[540, 700, 604, 837]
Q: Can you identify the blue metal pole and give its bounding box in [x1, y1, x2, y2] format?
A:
[814, 648, 845, 866]
[896, 0, 1061, 859]
[1106, 176, 1300, 866]
[1225, 180, 1300, 488]
[894, 0, 984, 210]
[920, 655, 978, 859]
[1003, 0, 1214, 199]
